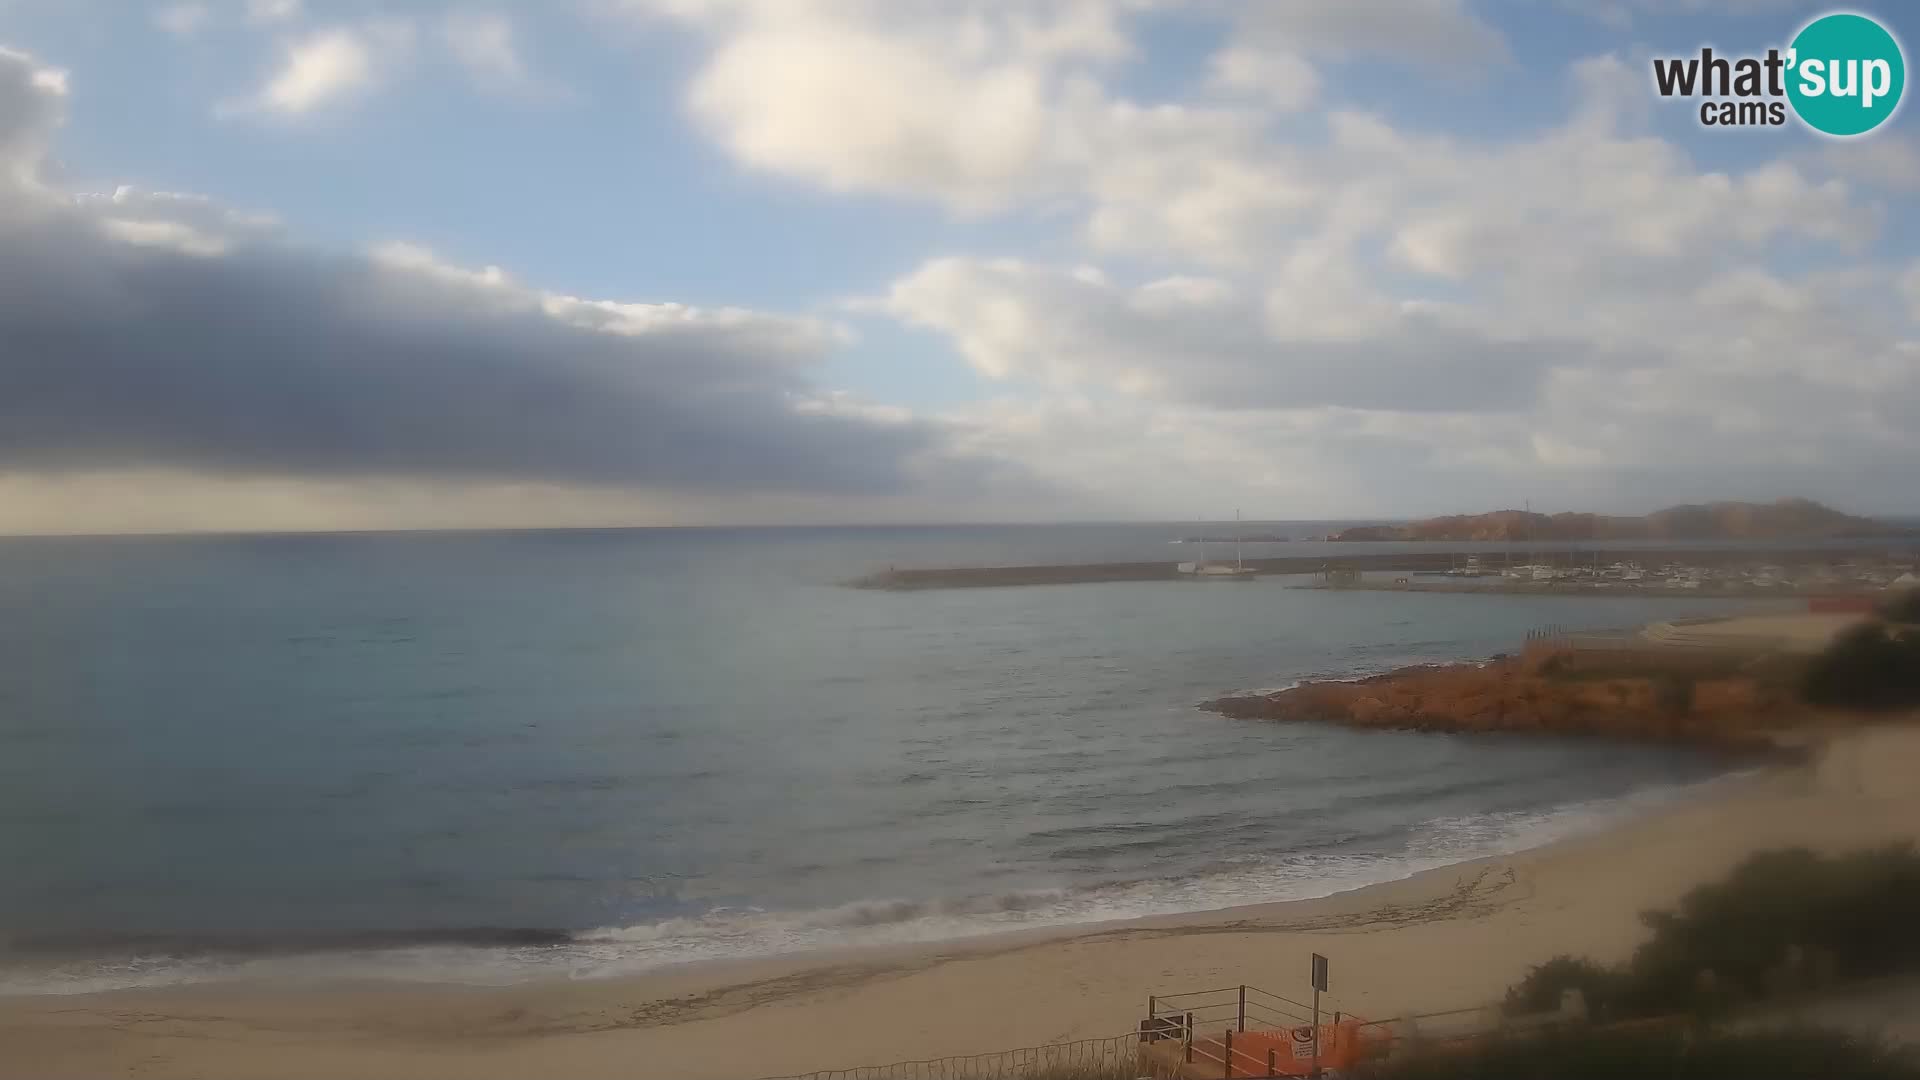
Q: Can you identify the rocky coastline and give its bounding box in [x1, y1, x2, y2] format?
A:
[1205, 652, 1813, 753]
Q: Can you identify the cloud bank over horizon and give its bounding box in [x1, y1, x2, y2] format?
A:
[0, 44, 1064, 532]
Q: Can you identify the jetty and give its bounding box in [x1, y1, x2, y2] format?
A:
[851, 552, 1456, 590]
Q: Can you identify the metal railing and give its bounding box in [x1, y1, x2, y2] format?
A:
[1145, 984, 1319, 1036]
[1141, 985, 1365, 1078]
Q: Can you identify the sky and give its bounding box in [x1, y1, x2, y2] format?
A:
[0, 0, 1915, 533]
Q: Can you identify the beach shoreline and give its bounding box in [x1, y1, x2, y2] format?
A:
[4, 722, 1917, 1080]
[0, 745, 1746, 998]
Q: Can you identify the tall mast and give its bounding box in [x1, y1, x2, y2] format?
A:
[1235, 509, 1244, 571]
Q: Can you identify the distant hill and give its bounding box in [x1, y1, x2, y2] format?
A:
[1327, 498, 1906, 542]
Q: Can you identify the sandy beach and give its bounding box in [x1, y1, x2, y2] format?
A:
[4, 724, 1916, 1080]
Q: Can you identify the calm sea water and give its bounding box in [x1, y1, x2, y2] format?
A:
[0, 525, 1778, 993]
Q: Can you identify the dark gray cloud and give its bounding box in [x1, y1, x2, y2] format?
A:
[0, 47, 983, 500]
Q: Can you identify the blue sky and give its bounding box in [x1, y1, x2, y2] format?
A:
[0, 1, 1915, 531]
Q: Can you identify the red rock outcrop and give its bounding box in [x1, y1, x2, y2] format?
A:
[1207, 653, 1807, 751]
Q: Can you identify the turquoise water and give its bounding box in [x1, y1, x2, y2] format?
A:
[0, 525, 1774, 991]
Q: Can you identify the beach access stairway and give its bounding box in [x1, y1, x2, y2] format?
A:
[1139, 984, 1369, 1078]
[1136, 982, 1635, 1079]
[760, 968, 1916, 1080]
[757, 983, 1715, 1080]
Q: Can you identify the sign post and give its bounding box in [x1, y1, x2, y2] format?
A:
[1310, 953, 1329, 1079]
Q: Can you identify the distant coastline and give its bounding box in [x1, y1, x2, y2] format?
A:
[849, 541, 1914, 590]
[1324, 497, 1911, 543]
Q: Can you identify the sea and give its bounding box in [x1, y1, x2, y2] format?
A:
[0, 524, 1793, 994]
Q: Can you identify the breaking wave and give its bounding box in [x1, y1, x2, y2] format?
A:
[0, 773, 1742, 996]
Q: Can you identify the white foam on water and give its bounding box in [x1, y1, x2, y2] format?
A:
[0, 771, 1749, 995]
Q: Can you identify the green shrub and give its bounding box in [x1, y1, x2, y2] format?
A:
[1501, 955, 1622, 1019]
[1499, 846, 1920, 1022]
[1654, 675, 1695, 713]
[1801, 622, 1920, 709]
[1628, 844, 1920, 1014]
[1353, 1027, 1919, 1080]
[1878, 587, 1920, 624]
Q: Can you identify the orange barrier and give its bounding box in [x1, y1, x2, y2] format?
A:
[1195, 1019, 1373, 1077]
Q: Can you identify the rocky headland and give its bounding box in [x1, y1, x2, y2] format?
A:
[1206, 649, 1812, 753]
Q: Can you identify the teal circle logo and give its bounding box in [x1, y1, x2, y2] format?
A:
[1787, 12, 1905, 137]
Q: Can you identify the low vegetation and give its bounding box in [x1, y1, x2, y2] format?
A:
[1502, 845, 1920, 1023]
[1878, 587, 1920, 624]
[1801, 622, 1920, 709]
[1353, 1027, 1919, 1080]
[1500, 954, 1624, 1019]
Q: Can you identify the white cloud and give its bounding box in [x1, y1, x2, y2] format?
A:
[624, 1, 1499, 243]
[883, 257, 1560, 412]
[604, 0, 1918, 514]
[76, 184, 281, 237]
[98, 216, 230, 257]
[249, 28, 377, 114]
[680, 15, 1074, 210]
[153, 3, 212, 37]
[230, 12, 562, 116]
[0, 44, 66, 194]
[632, 1, 1238, 214]
[856, 41, 1914, 515]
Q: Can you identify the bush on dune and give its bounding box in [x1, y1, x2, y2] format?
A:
[1501, 955, 1624, 1020]
[1877, 587, 1920, 624]
[1353, 1028, 1920, 1080]
[1498, 845, 1920, 1024]
[1801, 622, 1920, 709]
[1626, 845, 1920, 1013]
[1401, 847, 1920, 1079]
